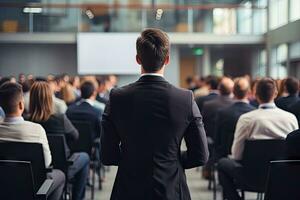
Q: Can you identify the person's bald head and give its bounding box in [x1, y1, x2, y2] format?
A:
[218, 77, 234, 96]
[233, 77, 250, 100]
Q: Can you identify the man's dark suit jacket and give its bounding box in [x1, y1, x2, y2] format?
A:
[101, 75, 209, 200]
[214, 102, 255, 159]
[202, 96, 234, 139]
[285, 129, 300, 159]
[195, 92, 218, 112]
[275, 95, 299, 112]
[66, 101, 103, 139]
[288, 100, 300, 125]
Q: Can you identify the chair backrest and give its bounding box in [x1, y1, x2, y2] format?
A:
[47, 134, 68, 174]
[0, 142, 47, 192]
[70, 120, 93, 155]
[0, 160, 35, 200]
[241, 139, 285, 192]
[264, 160, 300, 200]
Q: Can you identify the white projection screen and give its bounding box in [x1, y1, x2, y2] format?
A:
[77, 33, 140, 75]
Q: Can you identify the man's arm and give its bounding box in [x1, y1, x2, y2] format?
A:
[231, 116, 251, 160]
[100, 95, 121, 166]
[181, 99, 209, 169]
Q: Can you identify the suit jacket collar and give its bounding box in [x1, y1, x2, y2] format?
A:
[137, 75, 168, 83]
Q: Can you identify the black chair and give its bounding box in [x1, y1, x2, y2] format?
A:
[264, 160, 300, 200]
[70, 120, 100, 200]
[0, 142, 49, 194]
[0, 160, 53, 200]
[47, 134, 78, 199]
[239, 139, 285, 200]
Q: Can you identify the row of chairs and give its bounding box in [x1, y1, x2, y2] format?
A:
[209, 139, 300, 200]
[0, 120, 103, 200]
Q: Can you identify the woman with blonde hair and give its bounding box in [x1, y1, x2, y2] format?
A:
[29, 81, 89, 200]
[61, 83, 77, 106]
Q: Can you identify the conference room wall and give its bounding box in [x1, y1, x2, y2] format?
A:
[0, 43, 180, 86]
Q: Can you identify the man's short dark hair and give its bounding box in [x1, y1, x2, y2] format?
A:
[256, 78, 277, 103]
[285, 77, 299, 95]
[205, 75, 219, 90]
[136, 28, 170, 73]
[81, 81, 95, 99]
[0, 82, 23, 114]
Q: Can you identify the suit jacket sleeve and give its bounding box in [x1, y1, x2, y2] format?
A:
[100, 92, 121, 166]
[63, 114, 79, 143]
[181, 94, 209, 169]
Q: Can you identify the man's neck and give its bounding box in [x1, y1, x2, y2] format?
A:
[141, 67, 164, 76]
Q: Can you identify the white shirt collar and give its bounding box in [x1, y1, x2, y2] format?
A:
[83, 99, 95, 106]
[4, 116, 24, 123]
[141, 73, 164, 77]
[259, 102, 277, 109]
[235, 99, 250, 104]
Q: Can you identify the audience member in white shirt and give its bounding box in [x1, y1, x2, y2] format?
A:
[218, 78, 298, 200]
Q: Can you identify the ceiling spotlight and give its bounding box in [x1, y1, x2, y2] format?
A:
[86, 9, 94, 19]
[23, 7, 43, 14]
[156, 9, 163, 20]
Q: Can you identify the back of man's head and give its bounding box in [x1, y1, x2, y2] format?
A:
[81, 81, 95, 99]
[233, 77, 250, 100]
[205, 75, 219, 90]
[0, 82, 23, 115]
[136, 28, 170, 73]
[218, 77, 234, 96]
[285, 77, 299, 95]
[255, 78, 278, 104]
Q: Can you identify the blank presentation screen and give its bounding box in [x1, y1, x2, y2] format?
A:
[77, 33, 140, 75]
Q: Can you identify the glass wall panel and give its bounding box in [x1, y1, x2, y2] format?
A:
[269, 0, 288, 30]
[290, 0, 300, 22]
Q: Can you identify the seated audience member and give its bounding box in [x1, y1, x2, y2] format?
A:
[29, 81, 89, 200]
[214, 77, 255, 160]
[61, 83, 77, 106]
[195, 75, 219, 112]
[96, 77, 109, 105]
[286, 129, 300, 159]
[67, 81, 103, 140]
[194, 77, 209, 98]
[21, 80, 32, 114]
[48, 79, 68, 114]
[0, 82, 65, 200]
[70, 76, 81, 98]
[275, 77, 299, 111]
[218, 78, 298, 200]
[202, 77, 234, 139]
[249, 79, 260, 108]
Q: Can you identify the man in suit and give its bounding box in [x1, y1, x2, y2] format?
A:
[101, 28, 209, 200]
[218, 78, 298, 200]
[0, 82, 65, 200]
[202, 77, 234, 139]
[195, 75, 219, 112]
[275, 77, 299, 111]
[214, 77, 255, 160]
[66, 81, 103, 140]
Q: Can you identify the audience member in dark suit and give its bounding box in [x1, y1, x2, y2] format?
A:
[214, 77, 255, 160]
[202, 77, 234, 139]
[66, 81, 103, 140]
[96, 77, 109, 105]
[195, 75, 219, 112]
[286, 129, 300, 159]
[101, 29, 209, 200]
[0, 82, 65, 200]
[275, 77, 299, 111]
[29, 81, 90, 200]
